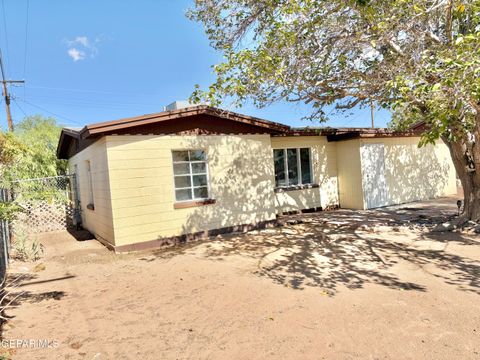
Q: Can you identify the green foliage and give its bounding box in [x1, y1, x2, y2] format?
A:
[389, 29, 480, 146]
[189, 0, 480, 145]
[0, 116, 67, 219]
[11, 223, 44, 262]
[0, 115, 67, 187]
[0, 201, 23, 221]
[0, 353, 11, 360]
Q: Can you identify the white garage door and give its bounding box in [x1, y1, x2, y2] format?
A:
[360, 143, 388, 209]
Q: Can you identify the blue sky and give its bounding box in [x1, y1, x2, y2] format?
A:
[0, 0, 391, 131]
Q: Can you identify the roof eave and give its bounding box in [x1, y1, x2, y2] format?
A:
[56, 128, 81, 159]
[326, 129, 423, 142]
[83, 105, 290, 137]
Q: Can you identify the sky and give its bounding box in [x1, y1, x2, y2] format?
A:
[0, 0, 392, 131]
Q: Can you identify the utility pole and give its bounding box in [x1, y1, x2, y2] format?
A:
[0, 50, 24, 131]
[370, 100, 375, 128]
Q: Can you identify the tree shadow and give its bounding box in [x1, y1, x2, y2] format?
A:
[362, 140, 456, 208]
[11, 290, 66, 304]
[148, 206, 479, 296]
[1, 272, 68, 321]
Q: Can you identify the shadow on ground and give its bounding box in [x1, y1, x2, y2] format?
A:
[144, 202, 480, 296]
[67, 228, 95, 242]
[1, 272, 69, 319]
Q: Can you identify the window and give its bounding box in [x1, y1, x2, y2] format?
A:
[172, 150, 209, 202]
[273, 148, 312, 187]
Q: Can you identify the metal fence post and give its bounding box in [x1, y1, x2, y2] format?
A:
[0, 188, 11, 280]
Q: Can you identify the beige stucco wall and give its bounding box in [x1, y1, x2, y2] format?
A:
[336, 137, 457, 210]
[105, 134, 276, 246]
[360, 137, 457, 207]
[336, 139, 364, 209]
[67, 132, 457, 247]
[68, 138, 115, 243]
[270, 136, 339, 213]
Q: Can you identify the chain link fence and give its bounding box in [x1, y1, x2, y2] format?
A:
[0, 189, 12, 280]
[0, 174, 77, 284]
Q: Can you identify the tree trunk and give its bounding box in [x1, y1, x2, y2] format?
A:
[443, 131, 480, 223]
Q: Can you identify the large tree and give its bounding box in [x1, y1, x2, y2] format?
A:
[0, 115, 66, 185]
[189, 0, 480, 222]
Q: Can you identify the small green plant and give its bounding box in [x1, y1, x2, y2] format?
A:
[0, 202, 23, 222]
[0, 352, 12, 360]
[11, 225, 43, 262]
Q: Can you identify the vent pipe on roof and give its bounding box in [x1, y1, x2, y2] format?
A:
[370, 100, 375, 128]
[163, 100, 209, 111]
[164, 100, 194, 112]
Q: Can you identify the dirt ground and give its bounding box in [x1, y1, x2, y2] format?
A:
[2, 197, 479, 359]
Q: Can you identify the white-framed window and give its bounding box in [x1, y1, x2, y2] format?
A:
[273, 148, 312, 187]
[172, 150, 210, 202]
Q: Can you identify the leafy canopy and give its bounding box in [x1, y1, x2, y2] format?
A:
[0, 115, 67, 186]
[189, 0, 480, 145]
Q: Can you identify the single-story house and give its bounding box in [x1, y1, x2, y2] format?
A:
[57, 104, 457, 252]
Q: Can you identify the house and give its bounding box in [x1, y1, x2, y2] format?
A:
[57, 104, 457, 252]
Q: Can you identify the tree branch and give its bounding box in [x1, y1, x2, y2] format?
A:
[445, 0, 453, 43]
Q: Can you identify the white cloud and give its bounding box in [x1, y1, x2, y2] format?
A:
[67, 48, 86, 62]
[65, 35, 102, 62]
[72, 36, 89, 47]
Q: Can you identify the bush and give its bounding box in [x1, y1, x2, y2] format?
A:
[0, 202, 23, 221]
[10, 224, 43, 262]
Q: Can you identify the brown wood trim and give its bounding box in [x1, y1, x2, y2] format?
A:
[272, 128, 423, 140]
[58, 105, 290, 159]
[110, 219, 278, 253]
[278, 206, 323, 216]
[93, 234, 116, 251]
[84, 106, 290, 136]
[274, 184, 320, 193]
[327, 130, 422, 142]
[272, 129, 332, 137]
[173, 199, 216, 209]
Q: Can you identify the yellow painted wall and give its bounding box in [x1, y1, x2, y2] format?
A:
[336, 137, 457, 210]
[270, 136, 339, 213]
[336, 139, 364, 209]
[68, 138, 115, 243]
[67, 132, 457, 247]
[105, 134, 276, 246]
[274, 188, 321, 213]
[361, 137, 457, 206]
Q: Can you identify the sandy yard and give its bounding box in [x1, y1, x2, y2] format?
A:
[1, 198, 479, 359]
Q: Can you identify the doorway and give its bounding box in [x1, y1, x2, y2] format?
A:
[360, 143, 388, 209]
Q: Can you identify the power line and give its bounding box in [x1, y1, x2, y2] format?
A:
[23, 0, 30, 99]
[1, 0, 10, 73]
[0, 51, 5, 82]
[17, 97, 84, 126]
[370, 100, 375, 128]
[24, 94, 160, 107]
[25, 84, 157, 97]
[12, 98, 27, 117]
[0, 49, 24, 130]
